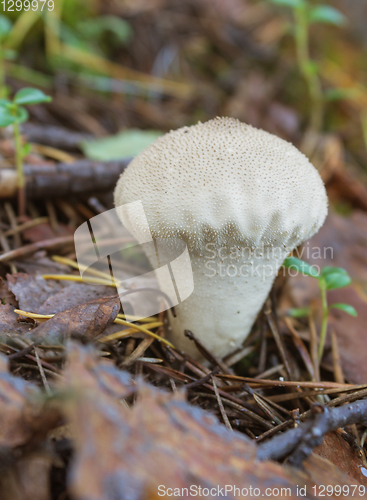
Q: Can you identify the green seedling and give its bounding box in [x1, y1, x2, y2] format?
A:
[0, 87, 52, 214]
[267, 0, 347, 132]
[283, 256, 357, 361]
[0, 15, 17, 97]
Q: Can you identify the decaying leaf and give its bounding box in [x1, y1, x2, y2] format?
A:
[7, 273, 62, 313]
[0, 355, 59, 500]
[0, 278, 17, 307]
[0, 354, 41, 448]
[0, 304, 33, 336]
[28, 295, 121, 344]
[38, 283, 116, 315]
[314, 432, 367, 486]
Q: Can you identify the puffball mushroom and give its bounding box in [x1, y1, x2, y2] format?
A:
[114, 117, 328, 359]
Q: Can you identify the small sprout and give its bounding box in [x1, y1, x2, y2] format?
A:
[284, 258, 357, 360]
[0, 15, 13, 97]
[267, 0, 347, 132]
[0, 88, 52, 215]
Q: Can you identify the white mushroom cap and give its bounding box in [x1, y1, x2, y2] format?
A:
[114, 117, 328, 359]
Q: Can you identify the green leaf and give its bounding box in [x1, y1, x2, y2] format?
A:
[0, 15, 12, 42]
[14, 88, 52, 106]
[321, 266, 349, 277]
[0, 98, 11, 107]
[324, 87, 358, 102]
[330, 303, 357, 317]
[0, 106, 16, 127]
[308, 5, 347, 26]
[268, 0, 305, 8]
[81, 129, 164, 161]
[283, 256, 320, 278]
[13, 106, 29, 124]
[288, 307, 310, 318]
[323, 272, 351, 290]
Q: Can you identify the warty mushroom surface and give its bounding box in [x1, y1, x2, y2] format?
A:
[114, 117, 328, 359]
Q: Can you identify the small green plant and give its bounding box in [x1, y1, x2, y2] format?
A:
[267, 0, 347, 133]
[283, 256, 357, 361]
[0, 87, 52, 214]
[0, 15, 16, 97]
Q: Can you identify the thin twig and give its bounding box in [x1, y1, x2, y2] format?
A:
[34, 347, 52, 396]
[212, 376, 233, 431]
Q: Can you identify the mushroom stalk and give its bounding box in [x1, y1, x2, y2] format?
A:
[166, 247, 288, 358]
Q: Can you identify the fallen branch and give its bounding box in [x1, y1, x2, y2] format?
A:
[21, 123, 92, 151]
[0, 159, 129, 199]
[257, 399, 367, 467]
[0, 235, 74, 262]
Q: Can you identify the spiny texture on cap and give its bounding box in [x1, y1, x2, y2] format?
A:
[114, 117, 328, 252]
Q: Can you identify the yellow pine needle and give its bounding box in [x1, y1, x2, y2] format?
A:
[15, 309, 158, 324]
[14, 309, 53, 319]
[113, 318, 172, 347]
[42, 274, 116, 287]
[14, 309, 171, 347]
[116, 313, 158, 323]
[52, 255, 121, 285]
[98, 321, 163, 343]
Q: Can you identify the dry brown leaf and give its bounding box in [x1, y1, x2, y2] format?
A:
[0, 278, 17, 307]
[28, 295, 121, 344]
[0, 454, 52, 500]
[0, 354, 41, 448]
[0, 304, 33, 336]
[7, 273, 62, 313]
[314, 432, 367, 486]
[38, 283, 116, 315]
[0, 356, 58, 500]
